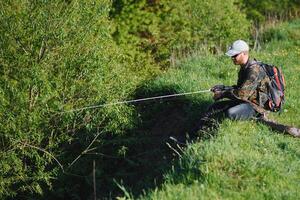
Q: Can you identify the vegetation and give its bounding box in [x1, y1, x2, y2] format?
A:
[137, 20, 300, 199]
[110, 0, 250, 67]
[140, 120, 300, 200]
[240, 0, 300, 24]
[0, 0, 299, 199]
[0, 0, 156, 198]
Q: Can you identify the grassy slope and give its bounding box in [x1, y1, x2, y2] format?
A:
[136, 20, 300, 199]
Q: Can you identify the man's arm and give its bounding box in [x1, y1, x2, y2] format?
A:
[211, 65, 261, 101]
[231, 65, 261, 101]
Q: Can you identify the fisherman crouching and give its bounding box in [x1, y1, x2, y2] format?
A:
[198, 40, 271, 130]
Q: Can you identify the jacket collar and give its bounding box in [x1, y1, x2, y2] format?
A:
[241, 58, 254, 69]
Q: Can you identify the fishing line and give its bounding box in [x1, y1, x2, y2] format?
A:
[62, 89, 212, 113]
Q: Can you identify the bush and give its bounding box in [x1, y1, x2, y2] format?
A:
[187, 0, 250, 51]
[0, 0, 156, 198]
[110, 0, 251, 68]
[239, 0, 300, 25]
[261, 19, 300, 42]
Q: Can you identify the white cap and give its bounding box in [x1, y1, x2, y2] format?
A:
[225, 40, 249, 57]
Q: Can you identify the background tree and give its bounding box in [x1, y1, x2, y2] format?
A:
[110, 0, 250, 68]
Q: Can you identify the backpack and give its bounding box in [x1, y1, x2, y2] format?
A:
[257, 61, 286, 112]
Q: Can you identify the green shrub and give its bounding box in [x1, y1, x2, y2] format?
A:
[187, 0, 250, 51]
[110, 0, 251, 68]
[261, 19, 300, 42]
[0, 0, 156, 198]
[239, 0, 300, 25]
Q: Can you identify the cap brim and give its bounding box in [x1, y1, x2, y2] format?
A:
[225, 49, 240, 57]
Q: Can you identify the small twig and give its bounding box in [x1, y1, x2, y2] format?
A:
[85, 152, 120, 159]
[72, 116, 77, 135]
[176, 143, 185, 153]
[37, 39, 46, 62]
[166, 142, 182, 158]
[29, 85, 39, 111]
[93, 160, 97, 200]
[113, 179, 132, 199]
[15, 36, 38, 58]
[169, 136, 188, 146]
[68, 152, 83, 168]
[68, 126, 105, 168]
[19, 142, 64, 172]
[15, 37, 31, 55]
[85, 147, 98, 153]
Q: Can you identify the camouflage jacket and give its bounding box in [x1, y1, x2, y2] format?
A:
[228, 59, 270, 113]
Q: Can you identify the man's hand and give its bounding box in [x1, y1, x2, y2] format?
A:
[213, 90, 224, 101]
[211, 84, 225, 92]
[211, 84, 233, 101]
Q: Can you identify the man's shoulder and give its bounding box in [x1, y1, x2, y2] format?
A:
[248, 59, 261, 67]
[247, 59, 265, 72]
[247, 60, 269, 80]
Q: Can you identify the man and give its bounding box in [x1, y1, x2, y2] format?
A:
[201, 40, 269, 127]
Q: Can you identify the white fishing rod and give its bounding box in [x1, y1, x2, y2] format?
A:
[62, 89, 212, 113]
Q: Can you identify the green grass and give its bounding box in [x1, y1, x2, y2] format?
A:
[141, 120, 300, 199]
[117, 20, 300, 200]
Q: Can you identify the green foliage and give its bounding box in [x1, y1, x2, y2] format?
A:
[187, 0, 250, 50]
[110, 0, 250, 67]
[1, 0, 299, 198]
[239, 0, 300, 25]
[261, 19, 300, 42]
[0, 0, 156, 198]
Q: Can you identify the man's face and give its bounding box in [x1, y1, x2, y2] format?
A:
[231, 52, 247, 65]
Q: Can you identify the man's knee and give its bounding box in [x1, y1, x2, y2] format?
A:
[226, 103, 256, 120]
[226, 108, 239, 120]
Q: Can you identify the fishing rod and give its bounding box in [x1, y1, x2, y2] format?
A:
[62, 89, 212, 113]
